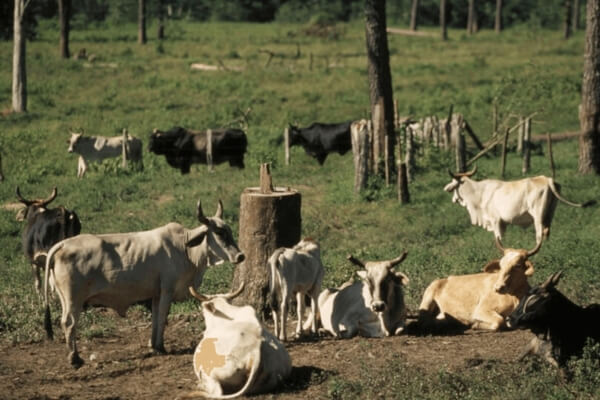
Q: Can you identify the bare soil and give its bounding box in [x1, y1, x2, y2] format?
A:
[0, 312, 535, 400]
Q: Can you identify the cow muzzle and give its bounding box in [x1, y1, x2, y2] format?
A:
[233, 252, 245, 264]
[371, 301, 386, 313]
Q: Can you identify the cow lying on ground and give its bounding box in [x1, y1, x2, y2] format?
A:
[268, 238, 324, 341]
[43, 200, 244, 368]
[507, 271, 600, 366]
[16, 187, 81, 295]
[418, 237, 543, 331]
[181, 284, 291, 399]
[316, 252, 409, 338]
[288, 121, 353, 165]
[148, 127, 247, 174]
[67, 130, 143, 178]
[444, 167, 595, 244]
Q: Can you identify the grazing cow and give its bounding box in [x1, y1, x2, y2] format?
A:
[317, 252, 409, 338]
[507, 271, 600, 366]
[16, 187, 81, 294]
[67, 130, 143, 178]
[418, 237, 543, 331]
[182, 284, 291, 399]
[148, 127, 247, 174]
[444, 166, 595, 244]
[268, 238, 324, 341]
[43, 200, 244, 368]
[288, 121, 353, 165]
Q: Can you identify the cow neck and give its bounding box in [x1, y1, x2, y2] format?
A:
[185, 230, 210, 269]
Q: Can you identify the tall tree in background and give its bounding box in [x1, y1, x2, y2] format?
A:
[573, 0, 581, 30]
[565, 0, 573, 39]
[440, 0, 448, 40]
[58, 0, 71, 58]
[410, 0, 419, 31]
[495, 0, 503, 33]
[365, 0, 395, 182]
[138, 0, 147, 44]
[12, 0, 30, 113]
[157, 0, 165, 40]
[579, 0, 600, 174]
[467, 0, 477, 34]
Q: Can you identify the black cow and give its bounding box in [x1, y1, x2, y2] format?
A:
[148, 127, 247, 174]
[16, 187, 81, 294]
[288, 121, 353, 165]
[507, 271, 600, 366]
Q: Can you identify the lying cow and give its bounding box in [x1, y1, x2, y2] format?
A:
[288, 121, 353, 165]
[183, 284, 291, 398]
[418, 237, 543, 331]
[317, 252, 409, 338]
[148, 127, 247, 174]
[507, 271, 600, 366]
[268, 238, 324, 341]
[43, 200, 244, 368]
[444, 166, 595, 244]
[16, 187, 81, 295]
[67, 130, 143, 178]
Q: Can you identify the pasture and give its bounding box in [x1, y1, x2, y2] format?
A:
[1, 19, 600, 399]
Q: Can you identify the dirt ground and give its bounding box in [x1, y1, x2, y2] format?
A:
[0, 310, 536, 400]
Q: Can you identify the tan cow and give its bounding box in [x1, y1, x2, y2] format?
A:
[418, 238, 543, 331]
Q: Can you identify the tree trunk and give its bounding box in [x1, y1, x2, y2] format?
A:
[138, 0, 147, 45]
[440, 0, 448, 40]
[467, 0, 476, 34]
[365, 0, 396, 179]
[495, 0, 503, 33]
[579, 0, 600, 174]
[565, 0, 573, 39]
[410, 0, 419, 31]
[157, 0, 165, 40]
[58, 0, 71, 58]
[573, 0, 581, 30]
[12, 0, 27, 113]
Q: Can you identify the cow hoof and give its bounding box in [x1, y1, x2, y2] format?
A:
[153, 346, 167, 355]
[70, 354, 84, 369]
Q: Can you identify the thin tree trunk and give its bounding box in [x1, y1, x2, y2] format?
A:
[365, 0, 396, 179]
[58, 0, 71, 58]
[440, 0, 448, 40]
[12, 0, 28, 113]
[410, 0, 419, 31]
[579, 0, 600, 174]
[565, 0, 573, 39]
[157, 0, 165, 40]
[467, 0, 476, 34]
[138, 0, 147, 45]
[495, 0, 503, 33]
[573, 0, 581, 30]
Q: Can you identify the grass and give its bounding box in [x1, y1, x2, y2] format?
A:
[1, 19, 599, 398]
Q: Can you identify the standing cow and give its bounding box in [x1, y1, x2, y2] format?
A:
[288, 121, 353, 165]
[16, 187, 81, 295]
[148, 127, 247, 174]
[444, 166, 595, 244]
[67, 130, 143, 178]
[43, 200, 244, 368]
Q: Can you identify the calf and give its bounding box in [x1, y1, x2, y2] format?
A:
[67, 130, 143, 178]
[148, 127, 247, 174]
[318, 252, 409, 338]
[418, 237, 543, 331]
[184, 284, 291, 398]
[16, 187, 81, 294]
[268, 238, 324, 341]
[507, 271, 600, 366]
[288, 121, 353, 165]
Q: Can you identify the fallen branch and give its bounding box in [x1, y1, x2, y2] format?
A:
[386, 27, 436, 37]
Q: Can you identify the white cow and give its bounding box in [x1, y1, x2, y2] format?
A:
[67, 130, 143, 177]
[182, 284, 291, 399]
[268, 238, 324, 341]
[43, 200, 244, 367]
[317, 253, 409, 338]
[444, 166, 594, 244]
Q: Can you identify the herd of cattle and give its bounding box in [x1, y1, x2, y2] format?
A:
[6, 124, 599, 397]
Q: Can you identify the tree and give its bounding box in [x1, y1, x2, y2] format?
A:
[410, 0, 419, 31]
[58, 0, 71, 58]
[157, 0, 165, 40]
[138, 0, 146, 45]
[12, 0, 30, 113]
[578, 0, 600, 174]
[565, 0, 573, 39]
[440, 0, 448, 40]
[365, 0, 396, 183]
[573, 0, 581, 30]
[467, 0, 477, 34]
[495, 0, 503, 33]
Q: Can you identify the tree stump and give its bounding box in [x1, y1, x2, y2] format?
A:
[232, 164, 301, 318]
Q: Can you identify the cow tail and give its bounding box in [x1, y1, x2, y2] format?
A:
[548, 179, 595, 208]
[268, 248, 285, 311]
[199, 347, 262, 399]
[43, 241, 64, 340]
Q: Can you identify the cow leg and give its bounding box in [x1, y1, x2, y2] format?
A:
[472, 309, 505, 331]
[272, 307, 279, 340]
[295, 292, 304, 339]
[308, 289, 319, 334]
[533, 217, 545, 244]
[279, 289, 289, 341]
[31, 263, 42, 296]
[77, 156, 87, 178]
[151, 290, 172, 354]
[61, 302, 83, 368]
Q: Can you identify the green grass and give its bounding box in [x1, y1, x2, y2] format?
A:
[1, 19, 599, 398]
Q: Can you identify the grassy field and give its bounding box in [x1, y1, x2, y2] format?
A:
[1, 19, 600, 398]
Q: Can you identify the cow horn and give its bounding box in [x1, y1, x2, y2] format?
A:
[450, 165, 477, 179]
[388, 251, 408, 268]
[41, 187, 58, 207]
[494, 236, 505, 253]
[188, 286, 209, 302]
[463, 165, 477, 177]
[15, 186, 33, 206]
[214, 199, 223, 219]
[152, 128, 158, 134]
[526, 238, 544, 257]
[347, 254, 365, 269]
[224, 282, 245, 300]
[196, 200, 210, 224]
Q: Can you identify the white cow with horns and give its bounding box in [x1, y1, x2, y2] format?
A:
[43, 200, 244, 368]
[444, 166, 595, 244]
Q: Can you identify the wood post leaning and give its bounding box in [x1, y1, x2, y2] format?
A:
[121, 128, 128, 168]
[284, 127, 290, 166]
[206, 129, 213, 172]
[500, 128, 509, 178]
[351, 120, 370, 194]
[522, 117, 531, 174]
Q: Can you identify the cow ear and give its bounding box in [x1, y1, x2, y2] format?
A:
[483, 260, 501, 273]
[393, 271, 409, 286]
[186, 226, 208, 248]
[356, 270, 368, 280]
[523, 260, 535, 276]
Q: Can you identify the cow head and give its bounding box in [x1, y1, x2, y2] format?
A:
[287, 124, 305, 147]
[484, 236, 542, 294]
[185, 200, 245, 265]
[443, 166, 478, 205]
[506, 271, 562, 331]
[67, 131, 84, 153]
[15, 186, 57, 221]
[348, 252, 409, 313]
[189, 283, 246, 312]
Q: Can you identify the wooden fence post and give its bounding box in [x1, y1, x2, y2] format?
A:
[206, 129, 214, 172]
[522, 117, 531, 174]
[405, 126, 414, 182]
[121, 128, 128, 169]
[284, 127, 290, 166]
[500, 128, 509, 178]
[398, 162, 410, 204]
[517, 115, 524, 154]
[455, 129, 466, 173]
[547, 132, 555, 178]
[351, 120, 370, 194]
